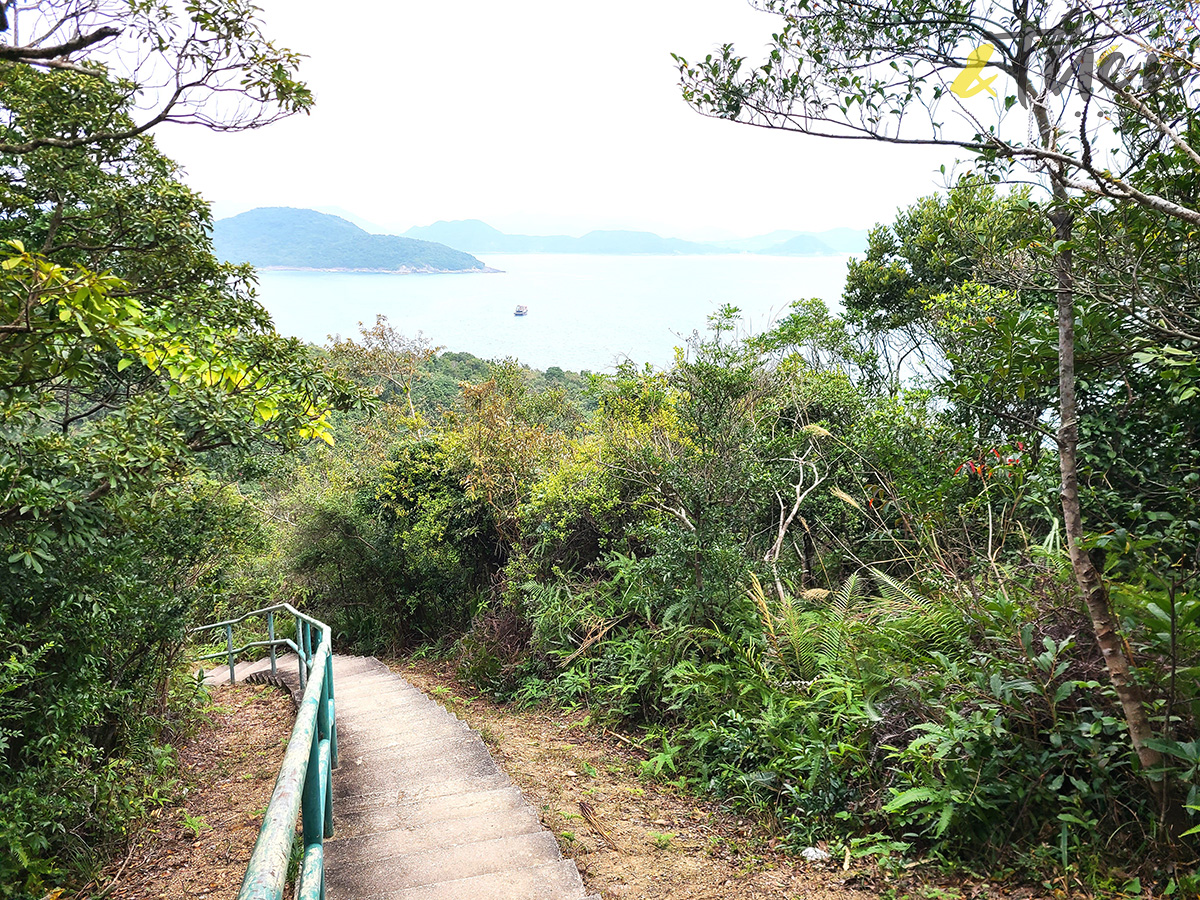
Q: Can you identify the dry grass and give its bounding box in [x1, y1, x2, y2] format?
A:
[93, 682, 294, 900]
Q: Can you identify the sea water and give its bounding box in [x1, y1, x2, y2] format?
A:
[255, 253, 853, 372]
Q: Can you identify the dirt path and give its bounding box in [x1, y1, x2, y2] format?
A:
[91, 681, 294, 900]
[396, 658, 1037, 900]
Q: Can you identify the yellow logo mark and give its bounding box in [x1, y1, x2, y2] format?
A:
[951, 43, 999, 98]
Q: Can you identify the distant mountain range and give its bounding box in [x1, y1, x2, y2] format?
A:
[402, 220, 869, 256]
[212, 208, 870, 273]
[213, 208, 490, 273]
[402, 220, 726, 255]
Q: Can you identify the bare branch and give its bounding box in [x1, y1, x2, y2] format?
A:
[0, 24, 120, 60]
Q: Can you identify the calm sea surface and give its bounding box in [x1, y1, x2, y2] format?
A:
[255, 253, 852, 372]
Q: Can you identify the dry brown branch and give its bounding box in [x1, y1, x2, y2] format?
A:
[579, 800, 620, 852]
[558, 614, 630, 668]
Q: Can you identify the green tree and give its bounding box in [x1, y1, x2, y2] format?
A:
[328, 316, 442, 440]
[0, 3, 362, 892]
[676, 0, 1199, 827]
[447, 358, 581, 546]
[0, 0, 311, 155]
[843, 177, 1048, 393]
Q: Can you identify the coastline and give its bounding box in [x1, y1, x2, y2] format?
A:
[255, 265, 504, 275]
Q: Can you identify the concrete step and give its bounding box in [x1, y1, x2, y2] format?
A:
[332, 748, 503, 802]
[330, 801, 543, 847]
[338, 721, 475, 756]
[336, 699, 443, 723]
[334, 683, 431, 705]
[332, 744, 502, 800]
[338, 676, 427, 696]
[349, 734, 496, 768]
[334, 773, 515, 815]
[203, 654, 277, 685]
[325, 831, 565, 898]
[335, 691, 442, 714]
[336, 707, 462, 734]
[336, 682, 439, 703]
[350, 728, 477, 759]
[331, 655, 392, 678]
[373, 860, 591, 900]
[205, 652, 309, 693]
[338, 732, 482, 770]
[336, 786, 527, 834]
[336, 704, 443, 730]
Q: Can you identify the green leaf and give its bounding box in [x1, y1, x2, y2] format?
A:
[1053, 681, 1077, 703]
[884, 786, 942, 812]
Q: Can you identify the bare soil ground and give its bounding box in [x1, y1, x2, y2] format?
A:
[90, 682, 294, 900]
[396, 658, 1052, 900]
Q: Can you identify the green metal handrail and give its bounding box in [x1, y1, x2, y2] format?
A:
[192, 603, 338, 900]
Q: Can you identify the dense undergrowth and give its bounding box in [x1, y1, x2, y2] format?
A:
[230, 214, 1199, 893]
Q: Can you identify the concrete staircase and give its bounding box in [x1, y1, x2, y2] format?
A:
[206, 653, 597, 900]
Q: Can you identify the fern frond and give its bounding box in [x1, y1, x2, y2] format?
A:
[779, 597, 818, 680]
[869, 567, 926, 612]
[701, 624, 776, 688]
[829, 571, 865, 619]
[864, 567, 971, 657]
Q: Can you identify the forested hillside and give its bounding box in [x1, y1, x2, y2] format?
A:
[230, 177, 1199, 891]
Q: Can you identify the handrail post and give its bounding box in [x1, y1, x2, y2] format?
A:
[267, 610, 277, 677]
[297, 617, 308, 693]
[301, 658, 327, 900]
[303, 710, 322, 847]
[325, 649, 338, 770]
[318, 651, 335, 837]
[226, 622, 236, 684]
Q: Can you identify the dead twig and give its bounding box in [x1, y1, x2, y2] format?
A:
[579, 800, 621, 852]
[605, 729, 640, 751]
[78, 831, 138, 900]
[559, 614, 631, 668]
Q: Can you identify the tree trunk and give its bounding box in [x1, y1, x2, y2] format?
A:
[1050, 201, 1181, 832]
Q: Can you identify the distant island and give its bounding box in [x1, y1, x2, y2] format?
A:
[401, 219, 869, 256]
[213, 207, 870, 271]
[213, 208, 494, 273]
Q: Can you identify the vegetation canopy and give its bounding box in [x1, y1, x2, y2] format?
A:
[1, 1, 1198, 897]
[0, 3, 366, 895]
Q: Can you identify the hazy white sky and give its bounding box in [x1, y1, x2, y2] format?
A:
[155, 0, 955, 240]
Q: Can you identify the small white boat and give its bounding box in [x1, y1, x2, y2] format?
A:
[514, 305, 529, 316]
